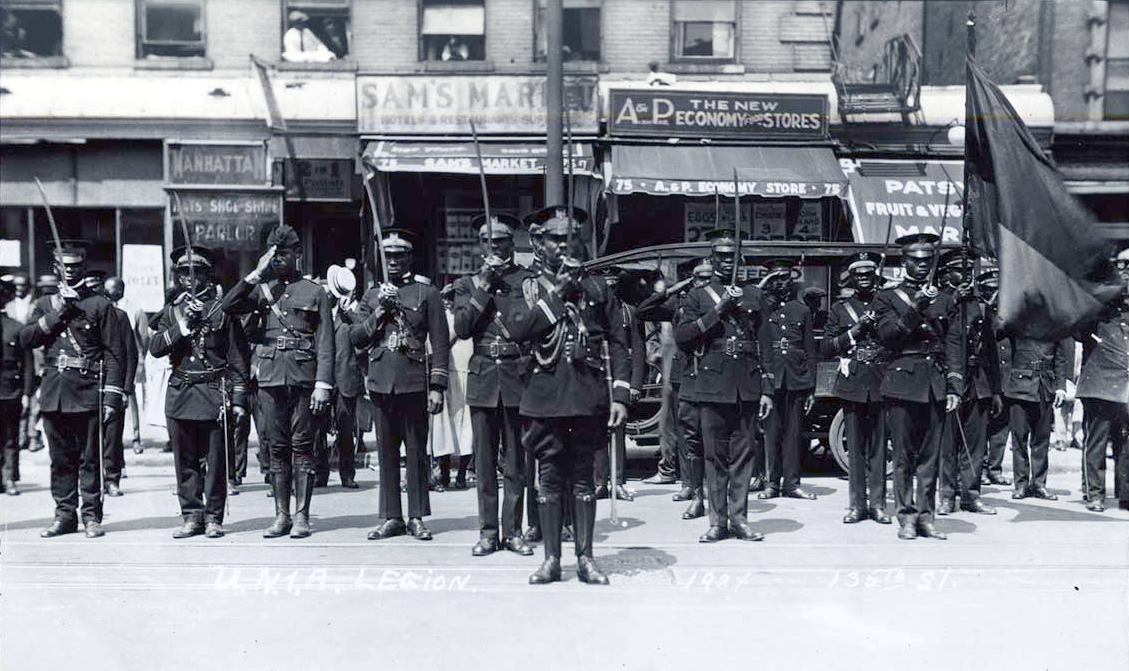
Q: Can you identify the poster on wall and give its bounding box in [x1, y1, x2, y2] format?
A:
[121, 244, 166, 313]
[0, 239, 20, 267]
[684, 203, 754, 243]
[753, 202, 788, 240]
[793, 201, 824, 241]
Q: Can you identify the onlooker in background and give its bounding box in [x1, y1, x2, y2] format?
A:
[104, 276, 148, 456]
[432, 282, 473, 492]
[322, 17, 348, 59]
[646, 60, 677, 86]
[314, 265, 361, 489]
[441, 35, 469, 61]
[3, 272, 33, 324]
[282, 11, 335, 63]
[20, 275, 58, 453]
[1, 274, 35, 495]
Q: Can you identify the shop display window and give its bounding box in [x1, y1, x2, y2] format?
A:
[420, 0, 485, 62]
[136, 0, 205, 59]
[534, 0, 600, 62]
[0, 0, 63, 60]
[281, 0, 350, 63]
[671, 0, 735, 61]
[1106, 1, 1129, 120]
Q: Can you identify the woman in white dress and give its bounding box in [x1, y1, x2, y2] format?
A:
[429, 284, 474, 489]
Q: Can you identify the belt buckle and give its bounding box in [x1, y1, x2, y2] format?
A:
[779, 338, 789, 351]
[725, 339, 737, 356]
[488, 341, 501, 359]
[57, 355, 67, 372]
[388, 331, 400, 351]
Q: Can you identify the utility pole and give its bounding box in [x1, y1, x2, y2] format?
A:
[545, 0, 564, 205]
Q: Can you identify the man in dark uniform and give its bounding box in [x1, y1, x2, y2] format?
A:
[352, 229, 449, 542]
[872, 233, 960, 541]
[979, 269, 1013, 486]
[151, 246, 249, 538]
[936, 250, 1002, 516]
[454, 214, 534, 557]
[821, 252, 891, 524]
[1076, 248, 1129, 512]
[676, 231, 774, 543]
[222, 224, 335, 539]
[86, 270, 135, 497]
[759, 258, 818, 501]
[22, 240, 127, 539]
[1, 275, 35, 496]
[1002, 332, 1072, 501]
[509, 207, 630, 584]
[315, 264, 361, 489]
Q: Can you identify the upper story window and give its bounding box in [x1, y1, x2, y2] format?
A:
[1106, 1, 1129, 120]
[535, 0, 600, 62]
[421, 0, 484, 61]
[282, 1, 350, 63]
[672, 0, 735, 61]
[0, 1, 63, 59]
[137, 0, 205, 59]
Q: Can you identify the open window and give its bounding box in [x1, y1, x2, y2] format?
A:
[1106, 1, 1129, 120]
[671, 0, 735, 61]
[534, 0, 600, 62]
[0, 0, 63, 59]
[282, 0, 350, 62]
[420, 0, 485, 62]
[136, 0, 205, 59]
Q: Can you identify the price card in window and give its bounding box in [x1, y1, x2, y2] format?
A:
[753, 202, 787, 241]
[792, 201, 823, 241]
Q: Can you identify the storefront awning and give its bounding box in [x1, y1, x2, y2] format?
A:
[607, 145, 846, 198]
[842, 159, 963, 245]
[362, 140, 596, 176]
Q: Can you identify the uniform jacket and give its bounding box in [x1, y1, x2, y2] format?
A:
[616, 302, 647, 394]
[150, 292, 250, 421]
[636, 289, 686, 385]
[1002, 336, 1072, 403]
[508, 270, 631, 418]
[350, 274, 449, 395]
[761, 295, 817, 391]
[944, 296, 1001, 401]
[453, 263, 533, 408]
[332, 308, 365, 398]
[112, 307, 139, 394]
[222, 276, 335, 389]
[1, 313, 35, 401]
[675, 275, 773, 404]
[821, 294, 885, 403]
[20, 286, 127, 412]
[1076, 303, 1129, 403]
[873, 283, 960, 404]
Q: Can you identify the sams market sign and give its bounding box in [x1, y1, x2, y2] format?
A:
[608, 89, 828, 141]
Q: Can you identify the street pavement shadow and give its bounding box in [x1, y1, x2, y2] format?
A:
[932, 517, 978, 535]
[102, 516, 206, 533]
[594, 546, 678, 581]
[798, 482, 838, 498]
[594, 516, 646, 542]
[420, 515, 480, 535]
[747, 500, 777, 514]
[988, 497, 1121, 523]
[0, 517, 57, 532]
[750, 518, 803, 536]
[630, 487, 680, 499]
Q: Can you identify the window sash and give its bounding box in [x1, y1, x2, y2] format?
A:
[672, 0, 735, 23]
[0, 1, 62, 7]
[139, 0, 205, 46]
[535, 0, 600, 8]
[286, 0, 349, 7]
[675, 20, 734, 59]
[534, 2, 600, 61]
[421, 4, 484, 35]
[1107, 2, 1129, 60]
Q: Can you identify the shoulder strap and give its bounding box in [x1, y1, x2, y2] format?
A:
[843, 301, 860, 324]
[703, 285, 722, 307]
[893, 288, 914, 309]
[260, 283, 305, 338]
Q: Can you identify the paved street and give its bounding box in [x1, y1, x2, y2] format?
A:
[2, 437, 1126, 671]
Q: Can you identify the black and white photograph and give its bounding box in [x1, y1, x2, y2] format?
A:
[1, 1, 1126, 669]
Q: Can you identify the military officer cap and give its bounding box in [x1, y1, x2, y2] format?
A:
[49, 239, 88, 264]
[800, 286, 826, 301]
[526, 205, 587, 237]
[763, 258, 801, 280]
[937, 248, 969, 270]
[977, 268, 999, 290]
[266, 224, 301, 249]
[896, 232, 940, 258]
[82, 268, 107, 290]
[37, 274, 59, 289]
[472, 213, 521, 240]
[0, 274, 13, 293]
[379, 227, 415, 254]
[325, 264, 356, 300]
[1113, 247, 1129, 268]
[847, 251, 878, 274]
[703, 228, 746, 253]
[170, 244, 215, 269]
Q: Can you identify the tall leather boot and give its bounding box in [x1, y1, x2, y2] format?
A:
[291, 470, 315, 538]
[528, 495, 562, 585]
[681, 459, 705, 519]
[574, 493, 609, 585]
[263, 470, 292, 538]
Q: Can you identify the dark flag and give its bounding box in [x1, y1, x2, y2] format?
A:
[964, 57, 1121, 340]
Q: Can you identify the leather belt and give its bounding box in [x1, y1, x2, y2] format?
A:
[173, 369, 223, 385]
[852, 346, 887, 364]
[475, 340, 525, 359]
[770, 338, 802, 352]
[48, 353, 99, 374]
[899, 348, 943, 357]
[263, 336, 314, 351]
[707, 339, 758, 356]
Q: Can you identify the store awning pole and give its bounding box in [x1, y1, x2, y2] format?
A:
[545, 0, 564, 205]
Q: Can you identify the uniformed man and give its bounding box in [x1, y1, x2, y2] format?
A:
[980, 269, 1013, 487]
[872, 233, 960, 540]
[936, 251, 1002, 516]
[1, 275, 35, 496]
[352, 229, 449, 542]
[509, 206, 630, 584]
[1002, 332, 1072, 501]
[453, 213, 534, 557]
[222, 224, 335, 539]
[821, 252, 891, 524]
[316, 264, 361, 489]
[676, 231, 773, 543]
[758, 258, 818, 501]
[86, 270, 136, 497]
[151, 246, 249, 538]
[21, 240, 127, 539]
[1075, 248, 1129, 512]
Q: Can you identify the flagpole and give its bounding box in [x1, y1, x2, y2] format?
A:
[958, 9, 976, 407]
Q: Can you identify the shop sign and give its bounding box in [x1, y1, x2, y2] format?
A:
[366, 141, 594, 175]
[357, 75, 599, 134]
[171, 192, 281, 251]
[167, 143, 268, 187]
[608, 89, 828, 140]
[121, 244, 166, 313]
[284, 159, 354, 201]
[684, 203, 753, 243]
[841, 159, 963, 244]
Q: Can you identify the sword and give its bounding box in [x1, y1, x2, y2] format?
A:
[97, 363, 106, 498]
[361, 166, 390, 285]
[170, 191, 198, 300]
[33, 176, 77, 293]
[732, 169, 741, 287]
[221, 375, 232, 518]
[602, 339, 618, 525]
[469, 120, 492, 238]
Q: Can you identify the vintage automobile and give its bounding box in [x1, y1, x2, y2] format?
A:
[587, 239, 909, 475]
